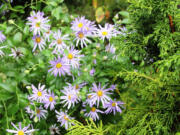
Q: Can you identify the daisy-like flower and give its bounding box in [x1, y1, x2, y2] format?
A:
[48, 57, 71, 77]
[25, 106, 34, 118]
[0, 46, 6, 57]
[44, 90, 56, 110]
[104, 100, 124, 115]
[55, 110, 73, 130]
[75, 30, 91, 48]
[97, 23, 113, 41]
[60, 85, 81, 109]
[84, 20, 97, 36]
[44, 29, 52, 42]
[9, 47, 24, 58]
[0, 31, 6, 43]
[84, 94, 94, 107]
[83, 106, 103, 121]
[49, 30, 69, 52]
[29, 83, 47, 103]
[27, 11, 50, 35]
[35, 106, 48, 121]
[32, 35, 46, 52]
[71, 16, 88, 32]
[89, 83, 112, 107]
[6, 122, 36, 135]
[64, 46, 84, 68]
[106, 23, 120, 37]
[49, 124, 61, 135]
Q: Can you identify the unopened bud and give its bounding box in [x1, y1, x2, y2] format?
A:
[24, 70, 30, 74]
[8, 19, 14, 24]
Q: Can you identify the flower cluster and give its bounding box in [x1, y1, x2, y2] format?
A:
[5, 11, 125, 134]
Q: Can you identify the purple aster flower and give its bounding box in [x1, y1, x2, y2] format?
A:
[75, 30, 91, 48]
[64, 46, 84, 69]
[71, 16, 88, 32]
[44, 29, 52, 42]
[27, 11, 50, 35]
[9, 47, 24, 58]
[104, 100, 124, 115]
[83, 106, 103, 121]
[84, 94, 94, 107]
[0, 31, 6, 43]
[29, 83, 47, 103]
[35, 106, 48, 121]
[97, 23, 114, 41]
[32, 35, 46, 52]
[25, 106, 34, 118]
[0, 46, 6, 57]
[89, 83, 112, 107]
[49, 30, 69, 52]
[90, 68, 95, 76]
[6, 122, 36, 135]
[44, 90, 56, 110]
[105, 43, 116, 54]
[55, 110, 73, 130]
[48, 57, 71, 77]
[60, 85, 81, 109]
[106, 23, 120, 37]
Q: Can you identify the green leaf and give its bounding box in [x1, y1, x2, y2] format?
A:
[52, 7, 62, 20]
[119, 11, 129, 18]
[13, 32, 22, 43]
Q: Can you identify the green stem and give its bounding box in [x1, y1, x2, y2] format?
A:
[2, 100, 9, 129]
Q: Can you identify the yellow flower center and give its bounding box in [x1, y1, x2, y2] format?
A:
[97, 90, 103, 97]
[37, 91, 42, 97]
[34, 16, 37, 19]
[36, 109, 41, 114]
[57, 39, 62, 44]
[91, 107, 96, 112]
[35, 37, 41, 43]
[78, 32, 84, 39]
[102, 31, 108, 36]
[67, 53, 73, 59]
[46, 30, 50, 34]
[68, 95, 71, 100]
[75, 85, 79, 89]
[18, 130, 24, 135]
[49, 96, 54, 102]
[35, 22, 41, 27]
[64, 115, 69, 121]
[112, 102, 116, 107]
[78, 23, 83, 28]
[56, 63, 62, 69]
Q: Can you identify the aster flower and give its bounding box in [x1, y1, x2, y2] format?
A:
[35, 106, 48, 121]
[25, 106, 34, 118]
[106, 23, 120, 37]
[83, 106, 103, 121]
[6, 122, 36, 135]
[60, 85, 81, 109]
[84, 94, 94, 107]
[97, 23, 113, 41]
[0, 46, 6, 57]
[44, 29, 52, 42]
[49, 124, 61, 135]
[27, 11, 50, 35]
[64, 46, 84, 68]
[44, 90, 56, 110]
[29, 83, 47, 103]
[105, 44, 116, 54]
[48, 57, 71, 77]
[84, 20, 97, 36]
[9, 47, 24, 58]
[90, 68, 95, 76]
[0, 31, 6, 43]
[32, 35, 46, 52]
[75, 30, 91, 48]
[55, 110, 73, 130]
[89, 83, 112, 107]
[71, 16, 88, 32]
[49, 30, 69, 52]
[104, 100, 124, 115]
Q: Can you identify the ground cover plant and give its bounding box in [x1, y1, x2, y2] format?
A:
[0, 0, 180, 135]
